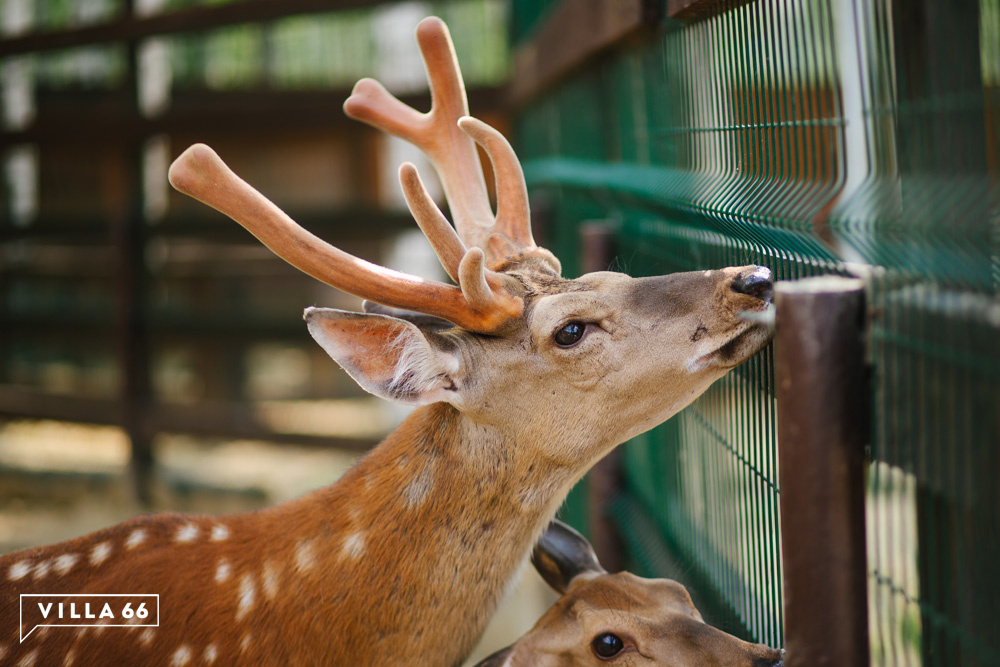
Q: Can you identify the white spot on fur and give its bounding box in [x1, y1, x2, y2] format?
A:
[210, 524, 229, 542]
[32, 559, 51, 580]
[215, 560, 231, 583]
[240, 634, 252, 652]
[403, 467, 435, 508]
[236, 574, 255, 621]
[63, 649, 76, 667]
[294, 540, 315, 572]
[16, 649, 37, 667]
[126, 529, 147, 549]
[139, 628, 155, 646]
[175, 523, 199, 543]
[204, 644, 218, 664]
[341, 532, 366, 560]
[90, 542, 111, 566]
[54, 553, 79, 575]
[9, 560, 31, 580]
[262, 561, 279, 600]
[170, 645, 192, 666]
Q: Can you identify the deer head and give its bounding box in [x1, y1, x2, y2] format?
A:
[475, 520, 785, 667]
[168, 17, 774, 473]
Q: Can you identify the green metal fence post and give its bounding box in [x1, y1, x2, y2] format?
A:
[775, 276, 869, 667]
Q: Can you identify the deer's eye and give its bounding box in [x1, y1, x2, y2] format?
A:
[591, 632, 624, 659]
[554, 321, 586, 347]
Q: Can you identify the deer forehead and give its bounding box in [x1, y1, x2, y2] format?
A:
[568, 573, 701, 618]
[528, 291, 619, 339]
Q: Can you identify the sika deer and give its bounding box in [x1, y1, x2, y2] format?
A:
[476, 520, 784, 667]
[475, 520, 785, 667]
[0, 17, 773, 667]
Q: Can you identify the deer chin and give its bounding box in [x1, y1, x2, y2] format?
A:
[687, 320, 773, 373]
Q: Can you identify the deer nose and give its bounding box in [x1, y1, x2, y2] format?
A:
[732, 266, 774, 303]
[753, 648, 785, 667]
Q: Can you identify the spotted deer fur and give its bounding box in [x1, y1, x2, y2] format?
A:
[0, 17, 774, 667]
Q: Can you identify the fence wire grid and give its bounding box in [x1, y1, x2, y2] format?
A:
[514, 0, 1000, 664]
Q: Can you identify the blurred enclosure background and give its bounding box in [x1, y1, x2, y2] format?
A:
[0, 0, 556, 662]
[1, 0, 999, 666]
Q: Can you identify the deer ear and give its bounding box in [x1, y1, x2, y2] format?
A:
[305, 307, 461, 405]
[361, 300, 455, 332]
[531, 519, 607, 595]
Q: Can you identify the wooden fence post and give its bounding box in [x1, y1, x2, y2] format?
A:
[775, 276, 869, 666]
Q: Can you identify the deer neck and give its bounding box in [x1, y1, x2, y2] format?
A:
[272, 402, 577, 665]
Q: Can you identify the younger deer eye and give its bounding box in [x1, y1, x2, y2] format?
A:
[591, 632, 624, 659]
[554, 321, 586, 347]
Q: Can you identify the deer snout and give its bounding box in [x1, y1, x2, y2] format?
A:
[752, 647, 785, 667]
[731, 266, 774, 303]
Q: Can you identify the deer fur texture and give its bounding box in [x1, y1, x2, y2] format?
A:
[0, 16, 774, 667]
[475, 520, 785, 667]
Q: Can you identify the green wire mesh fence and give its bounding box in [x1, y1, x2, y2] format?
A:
[513, 0, 999, 663]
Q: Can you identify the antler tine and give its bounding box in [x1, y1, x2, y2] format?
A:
[168, 143, 522, 333]
[344, 78, 429, 148]
[458, 248, 497, 309]
[344, 17, 494, 248]
[415, 17, 472, 137]
[399, 162, 466, 284]
[457, 117, 533, 248]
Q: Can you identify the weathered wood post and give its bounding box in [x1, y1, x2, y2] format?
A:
[775, 276, 869, 666]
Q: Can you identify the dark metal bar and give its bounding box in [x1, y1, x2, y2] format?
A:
[509, 0, 756, 106]
[113, 1, 155, 507]
[0, 387, 120, 425]
[580, 221, 625, 572]
[146, 403, 376, 452]
[0, 387, 377, 452]
[116, 186, 155, 506]
[0, 0, 384, 57]
[0, 208, 417, 242]
[775, 276, 869, 667]
[667, 0, 755, 21]
[0, 87, 506, 150]
[510, 0, 661, 106]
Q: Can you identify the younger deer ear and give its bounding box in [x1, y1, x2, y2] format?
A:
[305, 307, 461, 406]
[531, 519, 607, 595]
